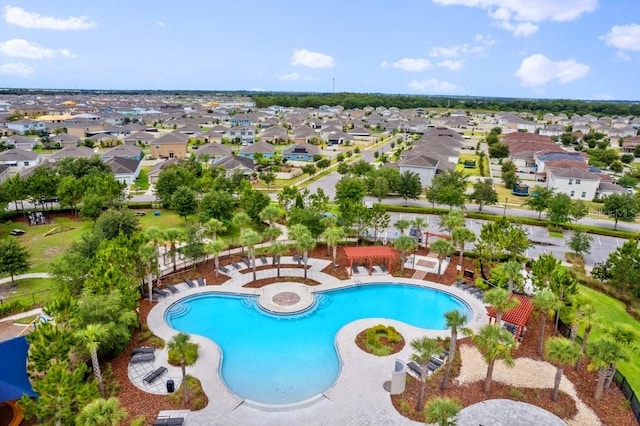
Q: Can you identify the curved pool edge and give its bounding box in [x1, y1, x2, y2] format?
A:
[145, 273, 489, 420]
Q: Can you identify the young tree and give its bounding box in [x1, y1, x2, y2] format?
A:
[411, 217, 428, 246]
[75, 397, 127, 426]
[603, 192, 639, 230]
[574, 303, 597, 371]
[396, 170, 422, 206]
[502, 260, 523, 295]
[500, 160, 519, 189]
[531, 253, 560, 291]
[524, 186, 554, 219]
[547, 193, 575, 228]
[430, 239, 455, 277]
[240, 229, 262, 282]
[393, 218, 411, 235]
[203, 218, 227, 241]
[296, 230, 316, 279]
[370, 175, 389, 202]
[439, 210, 465, 237]
[474, 324, 517, 393]
[567, 228, 592, 259]
[545, 337, 581, 402]
[533, 288, 562, 357]
[259, 171, 276, 189]
[440, 310, 470, 391]
[549, 266, 578, 334]
[269, 241, 288, 278]
[334, 176, 367, 207]
[410, 337, 441, 411]
[0, 237, 31, 284]
[206, 239, 228, 278]
[168, 333, 195, 404]
[587, 338, 627, 401]
[164, 228, 184, 273]
[259, 204, 284, 228]
[369, 204, 390, 241]
[468, 179, 498, 212]
[451, 226, 475, 269]
[429, 169, 468, 209]
[171, 185, 198, 223]
[424, 397, 462, 426]
[393, 235, 416, 274]
[76, 323, 108, 396]
[603, 324, 638, 389]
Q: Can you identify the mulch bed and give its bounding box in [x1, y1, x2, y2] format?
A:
[240, 263, 310, 274]
[355, 327, 405, 356]
[244, 276, 322, 288]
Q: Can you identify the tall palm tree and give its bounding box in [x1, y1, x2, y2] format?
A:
[502, 260, 522, 295]
[424, 397, 462, 426]
[430, 239, 455, 277]
[259, 204, 283, 227]
[240, 229, 262, 282]
[394, 218, 411, 235]
[203, 218, 226, 241]
[296, 231, 316, 279]
[232, 211, 251, 256]
[545, 337, 581, 401]
[473, 324, 517, 393]
[484, 288, 519, 325]
[288, 223, 309, 259]
[269, 241, 288, 278]
[393, 235, 416, 274]
[439, 210, 465, 237]
[164, 228, 184, 273]
[322, 226, 346, 266]
[587, 338, 627, 400]
[75, 397, 127, 426]
[410, 337, 441, 411]
[263, 225, 282, 247]
[440, 310, 471, 391]
[451, 226, 475, 269]
[603, 324, 637, 389]
[533, 288, 561, 357]
[145, 226, 164, 265]
[205, 239, 228, 279]
[168, 332, 192, 404]
[574, 303, 598, 371]
[76, 323, 108, 397]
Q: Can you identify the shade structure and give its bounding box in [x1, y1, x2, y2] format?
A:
[343, 246, 397, 276]
[0, 336, 36, 403]
[486, 293, 534, 340]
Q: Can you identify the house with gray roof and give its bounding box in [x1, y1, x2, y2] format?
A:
[212, 155, 254, 177]
[283, 143, 320, 162]
[195, 142, 232, 160]
[238, 141, 275, 159]
[0, 148, 41, 168]
[124, 131, 156, 146]
[0, 163, 10, 183]
[102, 144, 143, 161]
[49, 146, 95, 162]
[105, 156, 141, 185]
[398, 154, 439, 186]
[2, 135, 37, 151]
[546, 167, 600, 200]
[51, 133, 80, 148]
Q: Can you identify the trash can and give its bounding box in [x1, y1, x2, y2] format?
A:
[390, 359, 407, 395]
[166, 379, 175, 393]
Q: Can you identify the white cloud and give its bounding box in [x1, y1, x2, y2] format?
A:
[0, 39, 74, 59]
[278, 72, 314, 82]
[602, 24, 640, 52]
[0, 62, 33, 76]
[380, 58, 431, 72]
[433, 0, 597, 36]
[156, 21, 165, 27]
[430, 34, 495, 58]
[4, 6, 95, 30]
[407, 79, 458, 93]
[437, 60, 463, 71]
[291, 49, 334, 68]
[515, 54, 590, 86]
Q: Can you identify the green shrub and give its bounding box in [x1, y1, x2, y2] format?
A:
[0, 300, 29, 317]
[129, 416, 146, 426]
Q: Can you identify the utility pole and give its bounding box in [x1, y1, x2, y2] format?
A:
[332, 77, 335, 93]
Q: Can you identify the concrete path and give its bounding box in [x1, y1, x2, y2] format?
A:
[457, 399, 565, 426]
[0, 272, 51, 286]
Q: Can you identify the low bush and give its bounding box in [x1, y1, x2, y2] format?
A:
[0, 299, 30, 317]
[362, 324, 405, 356]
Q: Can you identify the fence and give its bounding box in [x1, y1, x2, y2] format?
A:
[557, 319, 640, 424]
[0, 288, 55, 315]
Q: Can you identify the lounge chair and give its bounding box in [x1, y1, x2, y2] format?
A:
[232, 262, 242, 270]
[454, 279, 467, 288]
[352, 265, 360, 274]
[407, 361, 427, 377]
[166, 285, 179, 294]
[260, 255, 268, 265]
[378, 264, 388, 273]
[130, 353, 155, 364]
[143, 366, 168, 384]
[184, 278, 196, 288]
[131, 346, 155, 355]
[197, 277, 206, 287]
[218, 266, 230, 274]
[429, 356, 444, 367]
[153, 418, 184, 426]
[426, 361, 440, 373]
[242, 257, 251, 267]
[152, 288, 169, 297]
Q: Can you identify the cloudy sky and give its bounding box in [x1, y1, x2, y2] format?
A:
[0, 1, 639, 100]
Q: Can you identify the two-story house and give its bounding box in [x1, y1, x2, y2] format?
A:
[151, 131, 189, 159]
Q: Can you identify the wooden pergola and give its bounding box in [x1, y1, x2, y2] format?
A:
[486, 293, 534, 340]
[423, 231, 450, 251]
[343, 246, 397, 276]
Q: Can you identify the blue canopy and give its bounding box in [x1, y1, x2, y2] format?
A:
[0, 336, 36, 402]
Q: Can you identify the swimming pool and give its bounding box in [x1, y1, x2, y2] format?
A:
[166, 283, 470, 405]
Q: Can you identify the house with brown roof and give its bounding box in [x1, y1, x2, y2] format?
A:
[212, 155, 254, 177]
[151, 131, 189, 159]
[195, 142, 232, 160]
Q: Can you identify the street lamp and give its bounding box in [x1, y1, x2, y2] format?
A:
[503, 197, 508, 217]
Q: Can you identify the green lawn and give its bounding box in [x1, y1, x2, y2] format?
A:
[1, 277, 56, 307]
[456, 153, 487, 177]
[134, 209, 187, 231]
[134, 167, 151, 191]
[578, 285, 640, 394]
[548, 230, 564, 238]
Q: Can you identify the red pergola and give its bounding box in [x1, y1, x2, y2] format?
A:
[486, 293, 534, 340]
[343, 246, 397, 276]
[423, 231, 450, 251]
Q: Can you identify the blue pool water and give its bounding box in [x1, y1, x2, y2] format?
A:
[166, 283, 470, 405]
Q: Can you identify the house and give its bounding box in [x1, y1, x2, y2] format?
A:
[6, 119, 45, 135]
[596, 181, 627, 198]
[238, 141, 275, 159]
[292, 126, 317, 144]
[49, 146, 95, 162]
[105, 156, 142, 185]
[124, 131, 156, 146]
[0, 163, 10, 183]
[538, 125, 564, 137]
[283, 143, 319, 162]
[258, 126, 289, 144]
[327, 131, 353, 146]
[227, 126, 256, 144]
[398, 154, 439, 186]
[88, 133, 119, 147]
[0, 148, 41, 168]
[203, 125, 228, 143]
[147, 158, 180, 185]
[51, 133, 80, 148]
[546, 167, 600, 200]
[102, 144, 144, 161]
[212, 155, 254, 177]
[2, 135, 37, 151]
[195, 142, 232, 160]
[151, 131, 189, 159]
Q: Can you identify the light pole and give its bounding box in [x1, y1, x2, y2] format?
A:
[503, 197, 508, 217]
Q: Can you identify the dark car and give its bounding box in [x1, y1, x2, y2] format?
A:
[10, 229, 26, 236]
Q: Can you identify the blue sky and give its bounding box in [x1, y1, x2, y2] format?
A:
[0, 1, 639, 101]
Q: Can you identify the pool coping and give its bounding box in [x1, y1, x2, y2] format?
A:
[145, 259, 489, 425]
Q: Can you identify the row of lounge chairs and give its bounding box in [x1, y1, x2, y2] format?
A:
[130, 346, 156, 364]
[407, 351, 449, 378]
[352, 264, 388, 274]
[153, 417, 184, 426]
[184, 277, 206, 288]
[453, 279, 484, 300]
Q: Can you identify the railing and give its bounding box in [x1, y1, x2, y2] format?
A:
[557, 319, 640, 424]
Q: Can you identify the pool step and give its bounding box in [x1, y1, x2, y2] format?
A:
[167, 302, 190, 318]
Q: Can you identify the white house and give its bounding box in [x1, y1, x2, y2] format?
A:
[6, 119, 45, 135]
[398, 154, 439, 186]
[546, 167, 600, 200]
[0, 148, 41, 168]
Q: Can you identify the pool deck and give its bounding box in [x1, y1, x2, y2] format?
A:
[144, 256, 489, 425]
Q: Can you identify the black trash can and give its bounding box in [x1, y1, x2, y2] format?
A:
[166, 379, 175, 393]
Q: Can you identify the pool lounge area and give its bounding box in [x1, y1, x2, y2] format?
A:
[144, 256, 488, 425]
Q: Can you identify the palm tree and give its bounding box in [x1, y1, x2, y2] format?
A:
[164, 228, 184, 273]
[322, 226, 346, 267]
[259, 204, 283, 227]
[296, 231, 316, 279]
[502, 260, 522, 295]
[440, 310, 471, 391]
[394, 218, 411, 235]
[603, 324, 637, 389]
[473, 324, 517, 393]
[533, 288, 561, 357]
[269, 241, 288, 278]
[451, 226, 475, 269]
[75, 397, 127, 426]
[240, 229, 262, 282]
[288, 223, 309, 259]
[424, 397, 462, 426]
[484, 287, 519, 325]
[232, 211, 251, 256]
[430, 239, 455, 277]
[76, 323, 107, 397]
[205, 239, 228, 278]
[168, 332, 192, 404]
[587, 338, 627, 400]
[574, 303, 597, 371]
[410, 337, 441, 411]
[393, 235, 416, 275]
[545, 337, 581, 401]
[203, 218, 226, 241]
[145, 226, 164, 263]
[263, 225, 282, 246]
[439, 210, 465, 237]
[139, 244, 157, 302]
[411, 217, 427, 247]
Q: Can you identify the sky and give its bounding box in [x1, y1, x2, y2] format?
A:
[0, 1, 639, 101]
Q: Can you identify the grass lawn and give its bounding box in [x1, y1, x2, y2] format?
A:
[134, 167, 151, 191]
[456, 153, 490, 178]
[136, 209, 187, 231]
[1, 277, 56, 307]
[548, 230, 564, 238]
[494, 184, 529, 207]
[578, 285, 640, 394]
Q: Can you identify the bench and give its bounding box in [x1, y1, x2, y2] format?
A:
[153, 418, 184, 426]
[218, 266, 230, 273]
[130, 353, 155, 364]
[131, 346, 155, 355]
[143, 366, 168, 384]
